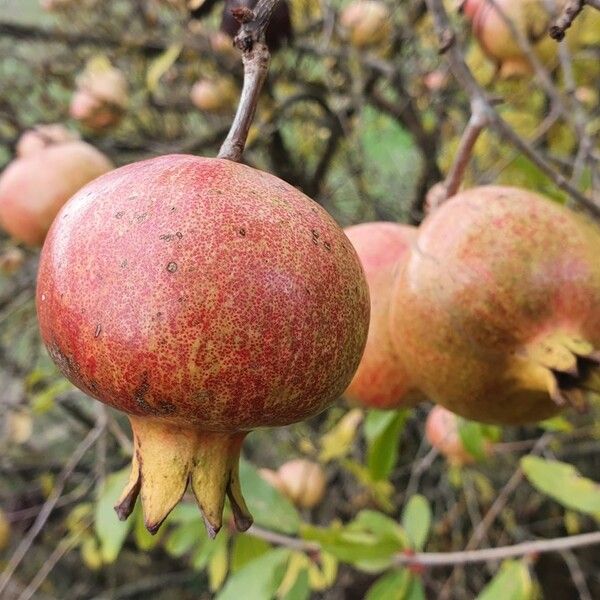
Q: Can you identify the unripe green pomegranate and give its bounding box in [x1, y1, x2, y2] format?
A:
[37, 155, 369, 536]
[390, 186, 600, 425]
[344, 222, 422, 409]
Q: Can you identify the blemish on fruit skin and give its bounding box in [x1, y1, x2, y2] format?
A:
[94, 324, 102, 338]
[115, 211, 124, 219]
[166, 262, 178, 273]
[238, 228, 246, 237]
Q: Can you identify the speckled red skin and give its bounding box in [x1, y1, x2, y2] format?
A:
[344, 222, 422, 409]
[37, 155, 369, 431]
[390, 186, 600, 425]
[0, 142, 113, 246]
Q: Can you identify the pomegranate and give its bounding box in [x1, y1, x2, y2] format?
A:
[36, 155, 369, 536]
[276, 459, 326, 509]
[258, 468, 288, 494]
[425, 406, 485, 466]
[70, 58, 128, 131]
[390, 186, 600, 425]
[344, 222, 422, 409]
[463, 0, 578, 78]
[0, 141, 113, 246]
[339, 1, 392, 49]
[16, 124, 79, 159]
[190, 78, 238, 113]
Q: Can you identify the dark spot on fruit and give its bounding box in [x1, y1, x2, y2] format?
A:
[133, 372, 152, 412]
[136, 213, 147, 223]
[121, 260, 128, 268]
[238, 228, 246, 237]
[156, 312, 163, 319]
[167, 262, 178, 273]
[160, 234, 174, 242]
[176, 232, 183, 239]
[115, 211, 125, 219]
[94, 324, 102, 338]
[170, 206, 176, 212]
[323, 241, 332, 252]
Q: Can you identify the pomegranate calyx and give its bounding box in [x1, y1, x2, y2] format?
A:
[114, 416, 250, 538]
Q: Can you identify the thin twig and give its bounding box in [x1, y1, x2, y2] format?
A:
[217, 0, 281, 161]
[549, 0, 585, 40]
[0, 422, 106, 596]
[247, 524, 319, 552]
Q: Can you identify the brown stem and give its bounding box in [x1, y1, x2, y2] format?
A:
[217, 0, 281, 162]
[443, 97, 491, 199]
[549, 0, 586, 40]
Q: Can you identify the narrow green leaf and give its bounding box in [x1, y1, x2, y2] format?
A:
[146, 43, 182, 92]
[521, 456, 600, 516]
[216, 548, 291, 600]
[95, 468, 134, 563]
[401, 495, 432, 551]
[406, 576, 426, 600]
[458, 421, 487, 461]
[239, 459, 300, 534]
[366, 569, 410, 600]
[477, 560, 533, 600]
[365, 410, 406, 480]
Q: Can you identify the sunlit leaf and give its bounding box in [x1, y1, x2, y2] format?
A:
[364, 410, 407, 480]
[401, 495, 431, 551]
[208, 531, 230, 591]
[521, 456, 600, 516]
[319, 409, 363, 463]
[230, 533, 270, 573]
[365, 569, 410, 600]
[477, 560, 533, 600]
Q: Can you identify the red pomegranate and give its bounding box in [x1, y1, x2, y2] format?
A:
[36, 155, 369, 536]
[0, 141, 113, 246]
[390, 186, 600, 425]
[344, 222, 422, 409]
[425, 406, 483, 466]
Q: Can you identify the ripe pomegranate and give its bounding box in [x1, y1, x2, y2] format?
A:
[190, 78, 238, 113]
[36, 155, 369, 536]
[0, 142, 113, 246]
[425, 406, 484, 466]
[16, 124, 79, 159]
[463, 0, 578, 78]
[344, 222, 422, 409]
[390, 186, 600, 425]
[70, 58, 128, 131]
[339, 1, 392, 49]
[276, 459, 326, 509]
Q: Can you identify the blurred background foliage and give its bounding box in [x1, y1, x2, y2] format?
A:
[1, 0, 600, 598]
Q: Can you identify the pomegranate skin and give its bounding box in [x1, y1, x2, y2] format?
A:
[344, 222, 422, 409]
[390, 186, 600, 425]
[36, 155, 369, 535]
[0, 142, 113, 246]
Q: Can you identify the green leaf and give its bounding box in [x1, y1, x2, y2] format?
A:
[133, 505, 162, 551]
[539, 416, 574, 432]
[281, 567, 310, 600]
[401, 495, 432, 551]
[239, 459, 300, 534]
[458, 421, 487, 461]
[165, 522, 202, 558]
[477, 560, 533, 600]
[364, 410, 407, 480]
[146, 43, 182, 92]
[365, 569, 410, 600]
[230, 533, 271, 573]
[300, 524, 401, 564]
[521, 456, 600, 516]
[349, 510, 407, 546]
[319, 409, 364, 463]
[95, 468, 134, 563]
[208, 531, 230, 591]
[168, 502, 204, 524]
[406, 576, 426, 600]
[216, 548, 291, 600]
